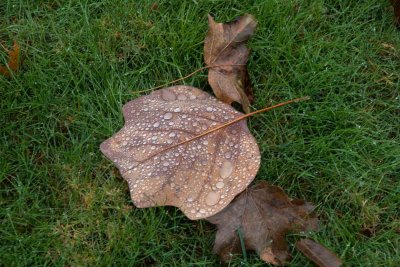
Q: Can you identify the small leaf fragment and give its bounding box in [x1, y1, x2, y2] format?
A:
[0, 41, 21, 77]
[204, 14, 257, 113]
[296, 239, 342, 267]
[206, 181, 318, 265]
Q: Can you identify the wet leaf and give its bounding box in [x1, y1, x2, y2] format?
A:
[206, 181, 318, 265]
[100, 85, 260, 220]
[391, 0, 400, 27]
[296, 239, 342, 267]
[0, 41, 20, 77]
[204, 14, 257, 113]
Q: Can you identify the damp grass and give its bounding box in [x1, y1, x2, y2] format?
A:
[1, 0, 399, 266]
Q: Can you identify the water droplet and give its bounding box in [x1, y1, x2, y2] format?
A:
[191, 209, 196, 213]
[164, 112, 173, 120]
[173, 107, 181, 112]
[151, 136, 158, 140]
[199, 209, 206, 214]
[153, 122, 160, 127]
[189, 95, 196, 100]
[197, 94, 206, 100]
[187, 197, 194, 202]
[163, 162, 169, 167]
[224, 151, 232, 159]
[206, 107, 213, 112]
[220, 161, 233, 179]
[162, 90, 176, 101]
[206, 191, 220, 206]
[169, 132, 176, 138]
[216, 182, 225, 189]
[203, 140, 208, 145]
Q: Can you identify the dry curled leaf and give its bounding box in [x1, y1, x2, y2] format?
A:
[296, 239, 342, 267]
[100, 85, 260, 220]
[206, 181, 318, 265]
[204, 14, 257, 113]
[0, 41, 20, 77]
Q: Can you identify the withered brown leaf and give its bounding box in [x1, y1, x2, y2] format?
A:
[204, 14, 257, 113]
[100, 85, 260, 220]
[206, 181, 318, 265]
[0, 41, 20, 77]
[296, 239, 342, 267]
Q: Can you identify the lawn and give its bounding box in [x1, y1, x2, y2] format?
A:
[1, 0, 399, 266]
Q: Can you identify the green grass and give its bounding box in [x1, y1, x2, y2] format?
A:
[1, 0, 399, 266]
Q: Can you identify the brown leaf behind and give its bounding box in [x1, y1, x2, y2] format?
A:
[204, 14, 257, 113]
[100, 85, 260, 220]
[0, 41, 20, 77]
[296, 239, 342, 267]
[206, 181, 318, 265]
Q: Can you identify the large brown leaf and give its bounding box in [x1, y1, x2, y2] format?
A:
[204, 14, 257, 113]
[100, 85, 260, 220]
[206, 181, 318, 265]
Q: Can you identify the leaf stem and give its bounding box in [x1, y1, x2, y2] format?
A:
[133, 64, 245, 94]
[144, 96, 310, 161]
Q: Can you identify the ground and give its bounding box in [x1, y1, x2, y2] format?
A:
[1, 0, 399, 266]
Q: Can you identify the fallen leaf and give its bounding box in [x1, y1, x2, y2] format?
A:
[204, 14, 257, 113]
[100, 85, 261, 220]
[206, 181, 318, 265]
[296, 239, 342, 267]
[0, 41, 20, 77]
[391, 0, 400, 27]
